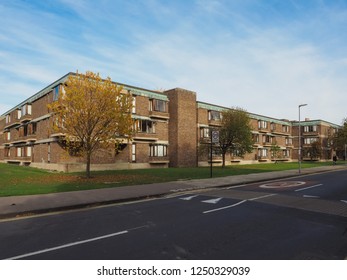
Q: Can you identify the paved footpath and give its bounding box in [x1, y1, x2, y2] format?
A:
[0, 165, 346, 219]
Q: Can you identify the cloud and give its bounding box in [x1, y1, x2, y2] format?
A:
[1, 0, 347, 124]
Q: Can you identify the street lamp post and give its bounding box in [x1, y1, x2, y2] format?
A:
[298, 104, 308, 174]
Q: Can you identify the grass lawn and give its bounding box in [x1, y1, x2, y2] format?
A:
[0, 161, 340, 197]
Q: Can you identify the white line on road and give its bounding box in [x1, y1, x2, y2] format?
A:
[203, 194, 276, 214]
[226, 185, 244, 189]
[180, 195, 199, 201]
[303, 195, 320, 198]
[203, 200, 247, 214]
[248, 193, 277, 201]
[341, 200, 347, 204]
[6, 230, 129, 260]
[295, 184, 323, 192]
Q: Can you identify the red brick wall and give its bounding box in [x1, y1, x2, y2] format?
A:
[167, 88, 197, 167]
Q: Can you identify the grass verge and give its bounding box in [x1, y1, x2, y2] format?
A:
[0, 161, 341, 197]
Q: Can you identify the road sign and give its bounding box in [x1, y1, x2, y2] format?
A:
[211, 130, 219, 143]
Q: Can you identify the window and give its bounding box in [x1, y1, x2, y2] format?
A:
[304, 125, 317, 132]
[231, 149, 242, 157]
[17, 147, 22, 157]
[17, 109, 22, 119]
[27, 146, 32, 157]
[304, 138, 318, 144]
[253, 134, 259, 143]
[282, 125, 290, 133]
[6, 131, 10, 141]
[150, 144, 168, 157]
[23, 125, 28, 137]
[209, 110, 221, 121]
[5, 114, 11, 124]
[258, 120, 268, 129]
[283, 149, 290, 157]
[28, 123, 37, 135]
[48, 143, 51, 163]
[134, 119, 155, 133]
[132, 144, 136, 162]
[132, 96, 136, 114]
[21, 104, 32, 116]
[263, 135, 272, 143]
[270, 123, 276, 131]
[258, 148, 268, 158]
[53, 85, 60, 101]
[285, 138, 292, 145]
[200, 128, 210, 139]
[4, 148, 10, 157]
[150, 99, 167, 112]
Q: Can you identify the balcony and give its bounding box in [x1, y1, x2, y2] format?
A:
[20, 114, 33, 123]
[303, 131, 319, 136]
[149, 110, 169, 120]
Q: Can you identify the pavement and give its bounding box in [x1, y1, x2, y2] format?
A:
[1, 165, 346, 219]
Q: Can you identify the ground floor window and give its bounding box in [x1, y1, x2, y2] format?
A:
[258, 148, 268, 158]
[132, 144, 136, 162]
[150, 144, 168, 157]
[27, 146, 32, 157]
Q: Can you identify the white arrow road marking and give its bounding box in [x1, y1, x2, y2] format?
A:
[202, 197, 223, 204]
[180, 195, 199, 201]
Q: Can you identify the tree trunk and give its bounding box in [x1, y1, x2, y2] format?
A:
[86, 152, 91, 178]
[222, 152, 226, 168]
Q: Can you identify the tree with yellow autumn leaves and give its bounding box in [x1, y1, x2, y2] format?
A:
[49, 71, 133, 178]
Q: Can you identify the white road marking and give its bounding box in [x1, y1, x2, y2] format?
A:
[5, 230, 129, 260]
[303, 195, 320, 198]
[202, 197, 223, 204]
[226, 185, 244, 189]
[248, 193, 277, 201]
[203, 200, 247, 214]
[341, 200, 347, 204]
[260, 181, 305, 189]
[180, 195, 199, 201]
[203, 193, 277, 214]
[295, 184, 323, 192]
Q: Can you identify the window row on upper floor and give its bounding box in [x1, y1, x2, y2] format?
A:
[5, 104, 32, 124]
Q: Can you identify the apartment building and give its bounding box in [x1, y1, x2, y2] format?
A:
[196, 102, 294, 165]
[292, 119, 339, 161]
[0, 73, 171, 172]
[0, 73, 341, 171]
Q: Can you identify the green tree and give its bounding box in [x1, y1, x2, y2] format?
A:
[48, 71, 133, 178]
[218, 107, 254, 167]
[304, 141, 322, 160]
[270, 142, 281, 162]
[333, 118, 347, 157]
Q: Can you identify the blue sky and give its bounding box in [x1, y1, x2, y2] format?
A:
[1, 0, 347, 124]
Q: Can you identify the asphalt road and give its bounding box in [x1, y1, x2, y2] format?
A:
[1, 170, 347, 260]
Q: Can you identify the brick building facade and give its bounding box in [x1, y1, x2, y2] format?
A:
[0, 73, 341, 171]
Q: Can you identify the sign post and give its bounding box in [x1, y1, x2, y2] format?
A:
[210, 130, 219, 178]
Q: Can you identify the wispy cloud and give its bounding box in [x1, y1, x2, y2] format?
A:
[1, 0, 347, 124]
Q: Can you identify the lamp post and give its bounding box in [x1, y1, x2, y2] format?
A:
[298, 104, 308, 174]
